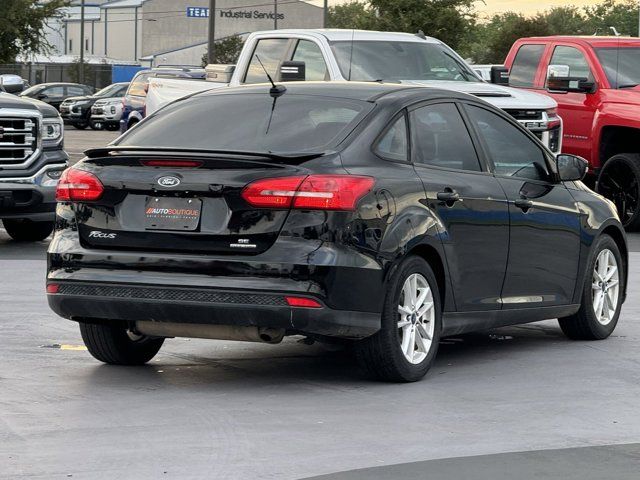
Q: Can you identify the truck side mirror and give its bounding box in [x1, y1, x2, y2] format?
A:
[557, 154, 589, 181]
[279, 61, 306, 82]
[547, 64, 596, 94]
[490, 66, 509, 85]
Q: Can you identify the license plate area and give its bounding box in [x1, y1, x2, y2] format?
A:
[144, 197, 202, 231]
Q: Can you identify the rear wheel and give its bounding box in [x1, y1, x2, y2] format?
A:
[2, 219, 53, 241]
[79, 322, 164, 365]
[355, 256, 441, 382]
[559, 235, 624, 340]
[597, 154, 640, 230]
[89, 119, 104, 130]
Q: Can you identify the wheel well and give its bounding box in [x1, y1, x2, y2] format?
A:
[601, 225, 628, 274]
[128, 117, 139, 128]
[600, 126, 640, 166]
[407, 244, 446, 306]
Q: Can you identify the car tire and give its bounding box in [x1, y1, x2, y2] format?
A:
[2, 219, 53, 241]
[559, 235, 624, 340]
[355, 255, 441, 382]
[89, 120, 104, 130]
[79, 322, 164, 365]
[105, 123, 119, 131]
[596, 154, 640, 231]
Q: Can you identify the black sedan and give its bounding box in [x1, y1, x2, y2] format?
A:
[59, 82, 129, 130]
[46, 82, 627, 382]
[19, 82, 93, 110]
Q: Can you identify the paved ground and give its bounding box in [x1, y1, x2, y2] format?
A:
[63, 127, 119, 164]
[1, 128, 639, 478]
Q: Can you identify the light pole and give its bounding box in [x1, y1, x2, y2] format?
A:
[207, 0, 216, 64]
[274, 0, 278, 30]
[79, 0, 85, 84]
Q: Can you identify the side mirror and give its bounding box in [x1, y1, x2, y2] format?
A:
[557, 154, 589, 182]
[490, 65, 509, 85]
[547, 65, 596, 94]
[279, 61, 306, 82]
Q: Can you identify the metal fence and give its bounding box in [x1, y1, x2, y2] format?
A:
[0, 63, 114, 89]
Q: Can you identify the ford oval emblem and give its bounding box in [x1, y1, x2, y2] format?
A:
[157, 176, 181, 187]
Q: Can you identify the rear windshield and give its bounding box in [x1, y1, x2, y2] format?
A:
[117, 92, 372, 153]
[127, 73, 151, 97]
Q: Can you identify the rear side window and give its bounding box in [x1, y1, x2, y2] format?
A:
[375, 115, 408, 161]
[292, 40, 328, 81]
[510, 44, 545, 87]
[127, 73, 151, 97]
[68, 86, 87, 96]
[244, 39, 290, 84]
[410, 103, 481, 172]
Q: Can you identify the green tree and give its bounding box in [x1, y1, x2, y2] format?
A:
[0, 0, 70, 63]
[584, 0, 640, 36]
[327, 1, 378, 30]
[542, 6, 587, 35]
[201, 34, 245, 66]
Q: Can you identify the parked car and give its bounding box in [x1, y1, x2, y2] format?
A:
[59, 82, 129, 130]
[90, 96, 125, 131]
[503, 36, 640, 229]
[19, 82, 93, 111]
[47, 83, 626, 382]
[120, 66, 205, 132]
[0, 74, 28, 94]
[0, 91, 68, 241]
[145, 29, 563, 155]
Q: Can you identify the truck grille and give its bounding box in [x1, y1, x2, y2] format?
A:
[0, 116, 38, 166]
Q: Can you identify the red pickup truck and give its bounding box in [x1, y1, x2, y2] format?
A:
[504, 36, 640, 229]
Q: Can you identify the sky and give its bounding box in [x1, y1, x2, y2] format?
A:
[308, 0, 605, 17]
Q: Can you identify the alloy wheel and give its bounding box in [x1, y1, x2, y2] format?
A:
[397, 273, 435, 364]
[592, 249, 620, 325]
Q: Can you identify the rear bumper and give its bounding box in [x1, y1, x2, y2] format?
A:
[47, 280, 380, 339]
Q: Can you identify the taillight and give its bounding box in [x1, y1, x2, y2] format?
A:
[241, 175, 374, 211]
[56, 168, 104, 202]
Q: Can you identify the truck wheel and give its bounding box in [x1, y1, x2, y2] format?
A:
[597, 154, 640, 230]
[79, 322, 164, 365]
[2, 219, 53, 241]
[355, 256, 441, 382]
[558, 235, 624, 340]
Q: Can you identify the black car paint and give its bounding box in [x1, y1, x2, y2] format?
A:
[47, 83, 627, 340]
[20, 83, 93, 111]
[60, 84, 128, 127]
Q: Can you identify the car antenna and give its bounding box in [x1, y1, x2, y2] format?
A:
[347, 29, 355, 81]
[255, 55, 286, 98]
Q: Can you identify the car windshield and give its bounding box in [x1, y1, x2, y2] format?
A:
[595, 47, 640, 88]
[116, 92, 372, 153]
[330, 40, 481, 83]
[95, 84, 123, 97]
[19, 84, 44, 96]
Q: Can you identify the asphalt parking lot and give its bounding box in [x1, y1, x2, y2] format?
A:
[63, 127, 120, 164]
[1, 128, 640, 479]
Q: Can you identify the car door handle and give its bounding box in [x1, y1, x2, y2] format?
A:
[514, 198, 533, 211]
[437, 190, 460, 203]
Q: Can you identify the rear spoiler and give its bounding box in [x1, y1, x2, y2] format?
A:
[84, 146, 330, 164]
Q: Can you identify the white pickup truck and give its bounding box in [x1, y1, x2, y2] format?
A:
[146, 29, 562, 153]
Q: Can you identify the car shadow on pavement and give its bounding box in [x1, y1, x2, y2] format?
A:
[78, 322, 569, 388]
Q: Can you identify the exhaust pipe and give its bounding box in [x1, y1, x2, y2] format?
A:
[135, 321, 285, 344]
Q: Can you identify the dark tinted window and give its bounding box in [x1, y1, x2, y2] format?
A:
[376, 115, 408, 161]
[244, 39, 290, 84]
[68, 86, 87, 96]
[292, 40, 328, 81]
[330, 41, 480, 82]
[410, 103, 481, 172]
[510, 44, 545, 87]
[118, 93, 371, 153]
[44, 86, 65, 96]
[466, 105, 548, 181]
[595, 47, 640, 88]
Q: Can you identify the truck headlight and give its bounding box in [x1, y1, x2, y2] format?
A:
[43, 118, 63, 146]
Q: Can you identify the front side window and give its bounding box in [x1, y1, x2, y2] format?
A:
[292, 40, 328, 81]
[410, 103, 481, 172]
[375, 115, 408, 161]
[244, 39, 290, 84]
[117, 93, 372, 153]
[548, 46, 593, 83]
[466, 105, 549, 181]
[510, 44, 545, 87]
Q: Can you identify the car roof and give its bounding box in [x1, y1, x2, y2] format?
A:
[201, 81, 477, 104]
[518, 36, 640, 48]
[37, 82, 89, 87]
[253, 28, 442, 44]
